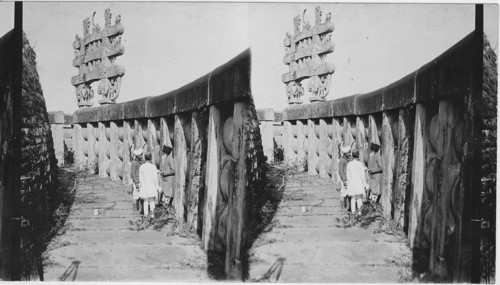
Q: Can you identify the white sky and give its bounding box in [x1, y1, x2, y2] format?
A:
[0, 2, 498, 113]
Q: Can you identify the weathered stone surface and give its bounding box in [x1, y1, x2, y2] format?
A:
[248, 170, 411, 282]
[72, 50, 251, 124]
[72, 9, 125, 107]
[283, 6, 335, 104]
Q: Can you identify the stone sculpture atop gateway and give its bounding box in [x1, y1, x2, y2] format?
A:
[71, 8, 125, 107]
[282, 6, 335, 104]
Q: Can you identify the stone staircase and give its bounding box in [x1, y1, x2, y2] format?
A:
[248, 170, 412, 283]
[42, 174, 209, 281]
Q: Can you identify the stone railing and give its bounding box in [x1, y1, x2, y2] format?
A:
[282, 31, 489, 282]
[72, 49, 266, 280]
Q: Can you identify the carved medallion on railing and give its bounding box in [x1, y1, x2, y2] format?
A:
[282, 6, 335, 104]
[72, 8, 125, 108]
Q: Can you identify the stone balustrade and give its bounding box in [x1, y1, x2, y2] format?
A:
[71, 49, 266, 280]
[282, 31, 491, 282]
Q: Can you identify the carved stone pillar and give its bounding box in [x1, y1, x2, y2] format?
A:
[109, 121, 119, 181]
[122, 120, 133, 186]
[283, 121, 294, 165]
[187, 111, 203, 231]
[318, 119, 328, 178]
[98, 122, 108, 178]
[226, 101, 250, 280]
[173, 114, 188, 221]
[394, 109, 411, 227]
[381, 112, 395, 217]
[431, 100, 462, 280]
[87, 123, 96, 173]
[296, 120, 306, 171]
[73, 123, 84, 169]
[203, 106, 221, 251]
[307, 120, 317, 175]
[409, 103, 427, 248]
[331, 118, 342, 183]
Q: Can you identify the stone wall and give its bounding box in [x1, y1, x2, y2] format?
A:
[479, 35, 496, 282]
[72, 49, 266, 280]
[281, 31, 489, 282]
[19, 35, 59, 278]
[0, 29, 19, 281]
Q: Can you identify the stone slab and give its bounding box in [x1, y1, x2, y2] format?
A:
[43, 267, 208, 282]
[248, 263, 406, 283]
[249, 241, 407, 267]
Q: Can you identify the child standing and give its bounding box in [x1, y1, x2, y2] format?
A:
[139, 153, 161, 217]
[131, 149, 144, 214]
[346, 150, 368, 216]
[338, 145, 351, 211]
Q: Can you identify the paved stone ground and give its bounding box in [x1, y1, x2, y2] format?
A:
[248, 169, 413, 283]
[42, 171, 209, 281]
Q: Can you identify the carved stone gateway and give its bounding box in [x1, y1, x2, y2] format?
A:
[71, 9, 125, 107]
[282, 6, 335, 104]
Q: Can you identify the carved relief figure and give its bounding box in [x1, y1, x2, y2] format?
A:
[105, 8, 112, 28]
[293, 15, 301, 35]
[115, 15, 121, 25]
[97, 78, 111, 100]
[325, 12, 332, 22]
[91, 12, 101, 33]
[282, 6, 334, 104]
[302, 9, 311, 31]
[83, 18, 91, 38]
[315, 6, 322, 26]
[72, 9, 125, 108]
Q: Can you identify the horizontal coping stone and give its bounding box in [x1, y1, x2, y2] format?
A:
[256, 108, 275, 121]
[73, 48, 251, 124]
[283, 31, 475, 121]
[48, 111, 65, 124]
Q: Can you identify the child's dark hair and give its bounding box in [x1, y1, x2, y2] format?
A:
[144, 153, 152, 161]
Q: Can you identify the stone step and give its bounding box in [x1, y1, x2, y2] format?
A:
[249, 240, 407, 267]
[73, 201, 132, 210]
[66, 217, 137, 231]
[45, 243, 205, 270]
[71, 208, 135, 219]
[273, 214, 343, 228]
[52, 230, 200, 246]
[259, 226, 402, 244]
[280, 198, 341, 207]
[277, 205, 340, 216]
[43, 267, 209, 282]
[248, 263, 406, 283]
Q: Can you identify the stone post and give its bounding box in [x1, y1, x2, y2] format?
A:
[318, 119, 328, 178]
[283, 121, 294, 165]
[122, 120, 133, 186]
[203, 106, 221, 251]
[226, 101, 250, 280]
[98, 122, 108, 178]
[381, 112, 395, 217]
[409, 103, 427, 248]
[73, 123, 84, 169]
[343, 117, 354, 148]
[109, 122, 119, 181]
[296, 120, 306, 171]
[187, 111, 203, 231]
[307, 120, 317, 175]
[394, 109, 411, 227]
[431, 100, 460, 280]
[49, 111, 65, 166]
[174, 114, 188, 221]
[87, 123, 96, 173]
[258, 109, 275, 163]
[331, 118, 342, 184]
[147, 119, 160, 169]
[355, 116, 368, 165]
